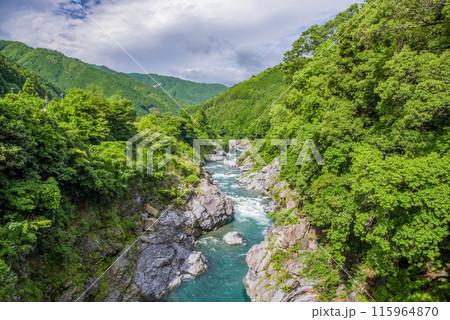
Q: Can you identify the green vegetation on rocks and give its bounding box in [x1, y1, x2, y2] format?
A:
[0, 79, 213, 300]
[204, 0, 450, 301]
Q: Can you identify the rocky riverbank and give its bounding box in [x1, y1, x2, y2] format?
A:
[59, 175, 234, 301]
[234, 151, 320, 302]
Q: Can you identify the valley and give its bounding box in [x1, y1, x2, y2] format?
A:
[0, 0, 448, 303]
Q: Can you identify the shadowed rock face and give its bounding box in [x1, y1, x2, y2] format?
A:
[61, 177, 234, 302]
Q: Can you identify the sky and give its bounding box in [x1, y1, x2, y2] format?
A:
[0, 0, 360, 86]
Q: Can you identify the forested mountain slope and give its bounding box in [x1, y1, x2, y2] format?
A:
[0, 40, 211, 116]
[190, 3, 363, 139]
[89, 64, 227, 105]
[203, 0, 450, 301]
[188, 66, 285, 138]
[0, 52, 61, 99]
[128, 73, 226, 106]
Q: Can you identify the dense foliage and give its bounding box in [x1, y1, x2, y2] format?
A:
[0, 0, 448, 303]
[0, 79, 209, 300]
[206, 0, 450, 301]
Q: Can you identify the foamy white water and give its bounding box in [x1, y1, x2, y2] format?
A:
[165, 158, 271, 302]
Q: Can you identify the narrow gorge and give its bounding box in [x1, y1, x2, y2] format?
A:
[165, 150, 272, 301]
[58, 143, 324, 302]
[163, 144, 325, 302]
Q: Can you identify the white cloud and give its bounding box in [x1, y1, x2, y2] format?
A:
[0, 0, 361, 85]
[174, 67, 251, 85]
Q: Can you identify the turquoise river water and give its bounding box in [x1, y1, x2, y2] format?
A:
[164, 159, 272, 302]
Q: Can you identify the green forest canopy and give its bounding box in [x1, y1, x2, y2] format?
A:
[0, 76, 214, 300]
[0, 0, 448, 302]
[201, 0, 450, 301]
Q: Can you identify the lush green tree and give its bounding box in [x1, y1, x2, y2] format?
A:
[0, 87, 206, 300]
[103, 95, 137, 141]
[21, 78, 37, 96]
[47, 89, 110, 144]
[211, 0, 450, 301]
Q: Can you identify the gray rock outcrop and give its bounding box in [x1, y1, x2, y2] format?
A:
[243, 220, 318, 302]
[238, 156, 319, 302]
[238, 158, 281, 191]
[143, 203, 159, 218]
[60, 176, 234, 302]
[223, 231, 245, 245]
[184, 178, 234, 232]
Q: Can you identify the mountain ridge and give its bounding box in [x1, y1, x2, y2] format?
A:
[0, 40, 226, 115]
[88, 63, 227, 105]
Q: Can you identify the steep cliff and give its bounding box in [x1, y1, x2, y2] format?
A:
[237, 156, 319, 301]
[59, 176, 234, 301]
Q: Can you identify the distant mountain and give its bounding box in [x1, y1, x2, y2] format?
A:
[188, 65, 285, 138]
[0, 40, 225, 115]
[89, 64, 227, 105]
[127, 73, 227, 106]
[0, 52, 62, 99]
[89, 64, 117, 73]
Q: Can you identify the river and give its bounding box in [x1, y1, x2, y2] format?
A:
[164, 158, 271, 302]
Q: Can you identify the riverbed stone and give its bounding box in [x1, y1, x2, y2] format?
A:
[223, 231, 245, 245]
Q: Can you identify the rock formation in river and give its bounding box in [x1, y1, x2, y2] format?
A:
[59, 176, 234, 301]
[243, 220, 319, 302]
[223, 231, 245, 245]
[183, 178, 235, 232]
[237, 154, 320, 302]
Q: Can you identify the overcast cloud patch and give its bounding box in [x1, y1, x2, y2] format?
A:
[0, 0, 361, 85]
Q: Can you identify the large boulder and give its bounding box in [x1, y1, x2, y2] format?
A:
[143, 203, 159, 218]
[184, 178, 234, 232]
[223, 231, 245, 245]
[181, 251, 208, 277]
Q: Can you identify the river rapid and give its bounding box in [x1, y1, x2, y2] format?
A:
[164, 158, 271, 302]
